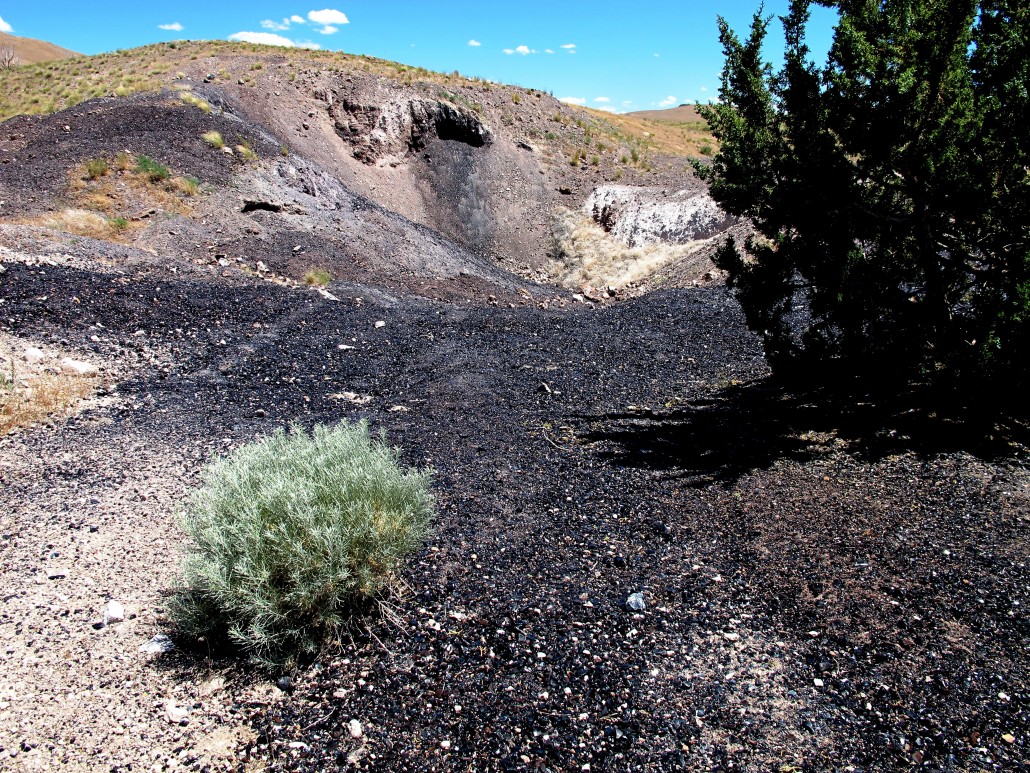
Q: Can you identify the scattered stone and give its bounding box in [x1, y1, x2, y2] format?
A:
[348, 719, 363, 738]
[440, 740, 451, 750]
[276, 676, 294, 693]
[374, 320, 386, 329]
[813, 678, 825, 687]
[103, 600, 125, 626]
[23, 346, 46, 363]
[139, 634, 175, 654]
[723, 632, 740, 642]
[46, 567, 67, 580]
[165, 700, 189, 725]
[626, 592, 646, 611]
[60, 358, 98, 376]
[1002, 733, 1016, 744]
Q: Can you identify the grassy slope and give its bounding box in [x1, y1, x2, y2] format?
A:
[0, 40, 713, 159]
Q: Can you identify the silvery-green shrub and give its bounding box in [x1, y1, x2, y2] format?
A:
[172, 421, 433, 665]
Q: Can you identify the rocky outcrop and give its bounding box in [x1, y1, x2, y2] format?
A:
[330, 97, 492, 164]
[586, 185, 735, 248]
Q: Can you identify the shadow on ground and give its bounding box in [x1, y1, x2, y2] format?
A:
[577, 378, 1030, 486]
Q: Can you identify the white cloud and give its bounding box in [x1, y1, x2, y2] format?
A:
[158, 22, 183, 32]
[307, 9, 349, 25]
[297, 40, 322, 49]
[560, 43, 576, 50]
[700, 86, 709, 92]
[290, 15, 307, 24]
[502, 48, 513, 55]
[515, 45, 535, 55]
[468, 39, 481, 47]
[544, 48, 554, 54]
[658, 95, 677, 107]
[622, 100, 634, 107]
[559, 96, 586, 106]
[228, 31, 297, 47]
[261, 19, 291, 31]
[594, 97, 610, 103]
[0, 15, 12, 33]
[596, 106, 618, 113]
[317, 25, 338, 34]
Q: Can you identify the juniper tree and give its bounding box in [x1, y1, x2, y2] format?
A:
[697, 0, 1029, 393]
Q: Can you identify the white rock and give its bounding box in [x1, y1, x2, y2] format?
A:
[374, 320, 386, 329]
[139, 634, 175, 654]
[348, 719, 363, 738]
[61, 358, 98, 375]
[723, 632, 740, 642]
[23, 346, 46, 364]
[165, 700, 189, 725]
[626, 592, 646, 611]
[103, 600, 125, 625]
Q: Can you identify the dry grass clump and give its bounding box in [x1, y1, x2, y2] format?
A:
[178, 90, 212, 113]
[31, 154, 204, 241]
[548, 209, 717, 289]
[0, 351, 98, 435]
[304, 267, 331, 287]
[201, 130, 224, 149]
[235, 143, 258, 162]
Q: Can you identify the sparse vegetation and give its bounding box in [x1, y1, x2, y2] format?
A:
[549, 209, 715, 290]
[179, 91, 212, 113]
[235, 143, 258, 162]
[201, 130, 224, 149]
[135, 155, 170, 182]
[0, 351, 97, 435]
[85, 158, 109, 180]
[171, 421, 434, 665]
[304, 267, 332, 287]
[0, 46, 19, 71]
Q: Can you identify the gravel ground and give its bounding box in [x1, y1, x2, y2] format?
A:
[1, 235, 1027, 771]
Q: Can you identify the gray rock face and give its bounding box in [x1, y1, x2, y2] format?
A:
[331, 97, 492, 164]
[586, 185, 736, 248]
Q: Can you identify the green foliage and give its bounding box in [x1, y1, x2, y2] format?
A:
[85, 158, 109, 179]
[135, 154, 170, 182]
[698, 0, 1030, 392]
[304, 267, 331, 286]
[172, 422, 434, 666]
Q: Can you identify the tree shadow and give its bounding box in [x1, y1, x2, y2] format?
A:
[577, 378, 1029, 487]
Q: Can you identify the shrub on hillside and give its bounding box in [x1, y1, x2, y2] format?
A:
[171, 422, 434, 666]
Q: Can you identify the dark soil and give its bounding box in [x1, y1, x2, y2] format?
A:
[2, 251, 1027, 771]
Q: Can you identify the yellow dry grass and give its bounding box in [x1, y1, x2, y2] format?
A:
[0, 39, 511, 124]
[0, 362, 97, 434]
[548, 210, 717, 289]
[581, 108, 715, 158]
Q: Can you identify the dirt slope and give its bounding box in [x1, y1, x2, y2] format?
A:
[0, 31, 78, 65]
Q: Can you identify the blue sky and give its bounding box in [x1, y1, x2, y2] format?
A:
[0, 1, 838, 112]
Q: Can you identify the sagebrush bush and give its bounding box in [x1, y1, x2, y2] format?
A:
[172, 422, 434, 665]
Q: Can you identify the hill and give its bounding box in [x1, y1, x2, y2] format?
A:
[626, 104, 706, 124]
[0, 30, 78, 66]
[0, 40, 1026, 773]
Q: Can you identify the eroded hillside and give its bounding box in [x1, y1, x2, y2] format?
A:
[0, 40, 734, 296]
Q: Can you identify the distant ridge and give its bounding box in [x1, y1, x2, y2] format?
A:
[0, 31, 79, 65]
[625, 105, 705, 124]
